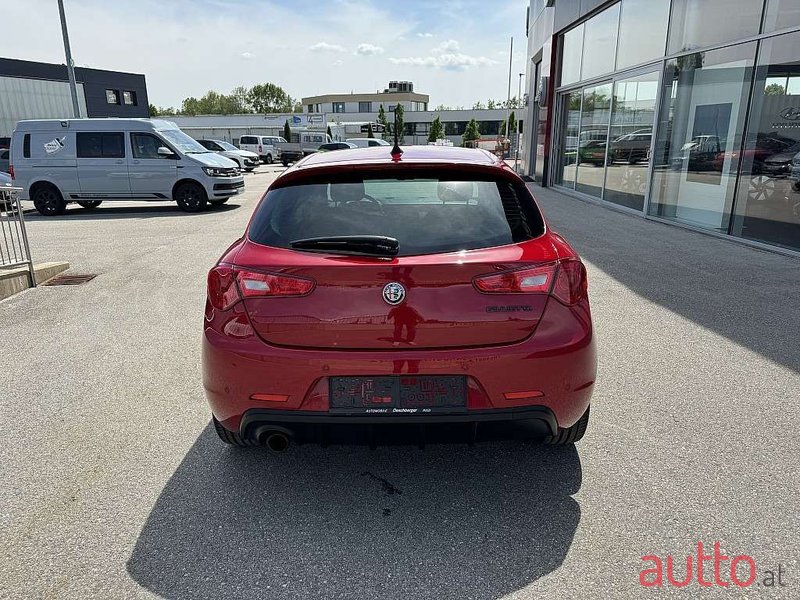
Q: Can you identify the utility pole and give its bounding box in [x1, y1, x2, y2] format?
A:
[57, 0, 82, 118]
[505, 37, 513, 161]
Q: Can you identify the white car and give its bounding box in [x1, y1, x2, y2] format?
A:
[237, 135, 283, 164]
[196, 139, 259, 171]
[346, 138, 391, 148]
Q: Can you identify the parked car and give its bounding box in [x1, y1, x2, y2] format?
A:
[346, 138, 391, 148]
[279, 131, 331, 166]
[0, 171, 14, 211]
[0, 137, 10, 150]
[237, 135, 282, 164]
[196, 139, 259, 171]
[318, 142, 358, 152]
[11, 118, 244, 215]
[203, 145, 596, 450]
[0, 148, 9, 173]
[610, 130, 651, 164]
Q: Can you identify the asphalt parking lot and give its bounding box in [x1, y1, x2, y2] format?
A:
[1, 165, 799, 599]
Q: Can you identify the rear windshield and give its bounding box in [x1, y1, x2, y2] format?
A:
[248, 174, 544, 256]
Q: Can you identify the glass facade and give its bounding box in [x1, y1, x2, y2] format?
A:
[548, 0, 800, 253]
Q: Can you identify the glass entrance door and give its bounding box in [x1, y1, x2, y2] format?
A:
[554, 90, 582, 188]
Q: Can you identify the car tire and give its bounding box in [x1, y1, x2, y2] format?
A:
[282, 158, 289, 167]
[212, 416, 255, 447]
[209, 198, 229, 206]
[545, 406, 590, 445]
[33, 184, 66, 216]
[265, 154, 273, 164]
[76, 200, 102, 209]
[174, 182, 207, 212]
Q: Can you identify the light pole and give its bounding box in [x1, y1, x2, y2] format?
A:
[57, 0, 81, 118]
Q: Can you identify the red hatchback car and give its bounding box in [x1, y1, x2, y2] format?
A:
[203, 146, 596, 450]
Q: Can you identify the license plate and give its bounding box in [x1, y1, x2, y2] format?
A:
[329, 376, 467, 415]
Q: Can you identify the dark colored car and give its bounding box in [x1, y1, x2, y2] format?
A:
[0, 137, 10, 150]
[610, 131, 651, 164]
[203, 146, 596, 450]
[318, 142, 358, 151]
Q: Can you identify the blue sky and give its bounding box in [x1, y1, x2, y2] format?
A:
[3, 0, 529, 109]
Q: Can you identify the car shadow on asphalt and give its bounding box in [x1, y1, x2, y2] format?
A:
[23, 203, 241, 221]
[127, 425, 582, 600]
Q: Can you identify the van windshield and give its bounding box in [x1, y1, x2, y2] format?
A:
[158, 129, 209, 154]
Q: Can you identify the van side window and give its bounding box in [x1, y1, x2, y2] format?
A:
[23, 134, 31, 158]
[77, 132, 125, 158]
[131, 133, 170, 159]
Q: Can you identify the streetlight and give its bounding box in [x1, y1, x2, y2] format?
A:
[57, 0, 81, 118]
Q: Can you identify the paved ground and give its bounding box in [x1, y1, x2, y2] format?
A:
[1, 166, 798, 599]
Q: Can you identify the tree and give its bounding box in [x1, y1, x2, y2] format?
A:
[366, 122, 375, 138]
[377, 104, 389, 140]
[428, 116, 444, 142]
[393, 104, 405, 144]
[149, 104, 175, 117]
[249, 83, 293, 113]
[487, 99, 498, 110]
[764, 83, 786, 96]
[462, 119, 480, 147]
[472, 100, 486, 110]
[283, 120, 291, 141]
[434, 103, 452, 111]
[500, 111, 517, 137]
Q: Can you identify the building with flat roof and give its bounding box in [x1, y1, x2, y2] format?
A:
[521, 0, 800, 255]
[0, 57, 149, 138]
[302, 81, 430, 115]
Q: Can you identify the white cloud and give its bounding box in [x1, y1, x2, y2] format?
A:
[356, 43, 384, 56]
[433, 39, 460, 53]
[309, 41, 347, 53]
[240, 51, 255, 60]
[389, 52, 496, 71]
[417, 32, 433, 38]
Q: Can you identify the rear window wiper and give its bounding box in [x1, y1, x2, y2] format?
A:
[290, 235, 399, 257]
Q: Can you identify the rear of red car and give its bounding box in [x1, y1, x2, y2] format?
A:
[203, 147, 595, 449]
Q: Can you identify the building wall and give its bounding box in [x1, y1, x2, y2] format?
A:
[0, 76, 87, 137]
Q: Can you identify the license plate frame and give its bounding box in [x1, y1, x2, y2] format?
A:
[329, 375, 467, 415]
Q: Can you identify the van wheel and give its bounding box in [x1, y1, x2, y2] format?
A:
[174, 182, 207, 212]
[282, 158, 289, 167]
[33, 185, 66, 216]
[77, 200, 102, 209]
[265, 154, 273, 164]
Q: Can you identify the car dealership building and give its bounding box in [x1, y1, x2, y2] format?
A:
[522, 0, 800, 254]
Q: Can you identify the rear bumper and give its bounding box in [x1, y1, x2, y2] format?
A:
[240, 406, 558, 445]
[203, 298, 596, 434]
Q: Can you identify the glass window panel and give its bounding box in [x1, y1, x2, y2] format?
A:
[555, 91, 582, 188]
[561, 24, 584, 86]
[581, 4, 620, 81]
[649, 43, 757, 232]
[605, 71, 659, 211]
[575, 83, 613, 197]
[731, 31, 800, 252]
[763, 0, 800, 33]
[787, 77, 800, 95]
[616, 0, 669, 70]
[668, 0, 764, 54]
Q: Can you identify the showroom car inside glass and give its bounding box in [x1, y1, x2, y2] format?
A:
[539, 0, 800, 253]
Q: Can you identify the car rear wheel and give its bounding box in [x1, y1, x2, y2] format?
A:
[265, 154, 273, 164]
[174, 182, 207, 212]
[212, 416, 255, 447]
[33, 185, 66, 216]
[545, 406, 590, 445]
[77, 200, 102, 209]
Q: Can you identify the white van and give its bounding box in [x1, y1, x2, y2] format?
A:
[237, 135, 284, 164]
[346, 138, 391, 149]
[10, 119, 244, 215]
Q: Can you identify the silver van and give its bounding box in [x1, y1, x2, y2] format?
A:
[11, 118, 245, 215]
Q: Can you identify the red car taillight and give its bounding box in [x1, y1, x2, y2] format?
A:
[473, 260, 587, 306]
[208, 266, 315, 310]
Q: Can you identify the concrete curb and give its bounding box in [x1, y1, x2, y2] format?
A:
[0, 261, 70, 301]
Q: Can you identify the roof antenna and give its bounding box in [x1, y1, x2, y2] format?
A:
[391, 106, 403, 160]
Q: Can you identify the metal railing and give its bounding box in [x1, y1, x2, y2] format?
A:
[0, 186, 36, 287]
